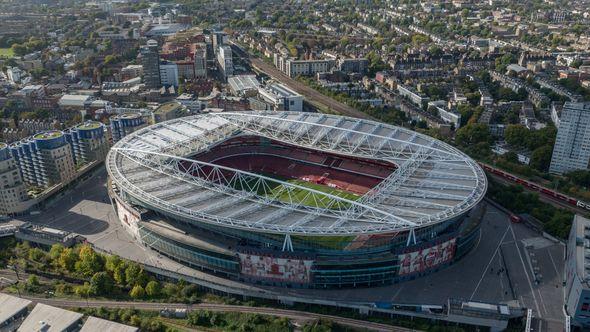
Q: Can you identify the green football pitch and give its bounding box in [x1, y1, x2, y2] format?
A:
[268, 179, 359, 209]
[231, 174, 360, 209]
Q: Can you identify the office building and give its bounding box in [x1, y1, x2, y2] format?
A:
[565, 215, 590, 328]
[176, 94, 207, 112]
[217, 45, 233, 80]
[228, 75, 260, 97]
[121, 64, 143, 80]
[110, 113, 147, 143]
[140, 40, 161, 89]
[212, 31, 225, 52]
[9, 131, 76, 189]
[549, 102, 590, 174]
[257, 83, 303, 112]
[15, 223, 78, 247]
[64, 121, 109, 166]
[145, 23, 189, 37]
[159, 61, 179, 87]
[152, 102, 187, 123]
[194, 47, 207, 78]
[0, 143, 34, 214]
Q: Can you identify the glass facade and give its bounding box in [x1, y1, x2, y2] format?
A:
[139, 226, 240, 277]
[135, 205, 482, 288]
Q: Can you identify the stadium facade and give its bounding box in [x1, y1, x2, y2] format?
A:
[107, 111, 487, 288]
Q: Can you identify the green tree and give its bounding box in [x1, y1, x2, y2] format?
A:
[75, 245, 103, 277]
[504, 124, 529, 148]
[181, 284, 199, 299]
[28, 248, 46, 263]
[145, 280, 161, 297]
[11, 43, 27, 56]
[49, 244, 64, 261]
[113, 263, 127, 286]
[26, 274, 39, 289]
[105, 255, 123, 273]
[125, 263, 147, 288]
[163, 283, 179, 298]
[89, 271, 114, 296]
[495, 53, 516, 72]
[411, 34, 429, 45]
[455, 123, 491, 146]
[530, 145, 553, 172]
[566, 170, 590, 188]
[75, 282, 91, 298]
[188, 310, 211, 327]
[58, 247, 78, 272]
[129, 285, 145, 299]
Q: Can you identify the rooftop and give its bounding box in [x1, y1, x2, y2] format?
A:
[80, 316, 138, 332]
[228, 75, 260, 94]
[0, 294, 31, 325]
[76, 121, 103, 130]
[18, 303, 83, 332]
[154, 102, 183, 114]
[114, 113, 142, 120]
[107, 112, 487, 236]
[34, 131, 63, 140]
[59, 94, 92, 102]
[267, 83, 301, 98]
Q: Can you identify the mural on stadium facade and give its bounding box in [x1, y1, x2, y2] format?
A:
[398, 238, 457, 276]
[238, 253, 314, 283]
[115, 196, 141, 239]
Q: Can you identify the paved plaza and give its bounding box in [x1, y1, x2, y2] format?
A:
[6, 167, 566, 331]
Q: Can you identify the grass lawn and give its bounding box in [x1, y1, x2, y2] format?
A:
[0, 48, 14, 58]
[230, 173, 360, 209]
[268, 179, 360, 209]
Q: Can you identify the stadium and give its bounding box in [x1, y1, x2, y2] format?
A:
[106, 111, 487, 288]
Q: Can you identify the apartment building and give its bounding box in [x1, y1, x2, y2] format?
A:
[0, 143, 34, 214]
[549, 102, 590, 174]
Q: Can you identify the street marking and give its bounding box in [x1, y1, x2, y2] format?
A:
[469, 224, 511, 300]
[547, 247, 561, 277]
[509, 224, 542, 317]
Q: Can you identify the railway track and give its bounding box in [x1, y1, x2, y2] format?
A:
[231, 41, 374, 121]
[250, 58, 373, 120]
[17, 295, 415, 332]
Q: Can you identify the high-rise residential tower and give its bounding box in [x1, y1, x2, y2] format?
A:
[549, 102, 590, 174]
[140, 39, 161, 89]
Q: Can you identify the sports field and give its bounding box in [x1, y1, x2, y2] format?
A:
[268, 179, 359, 209]
[230, 174, 359, 209]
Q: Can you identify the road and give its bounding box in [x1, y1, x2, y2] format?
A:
[17, 295, 413, 332]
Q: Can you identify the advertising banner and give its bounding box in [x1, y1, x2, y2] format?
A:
[238, 253, 314, 283]
[398, 238, 456, 276]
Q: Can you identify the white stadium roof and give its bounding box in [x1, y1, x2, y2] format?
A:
[107, 111, 487, 235]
